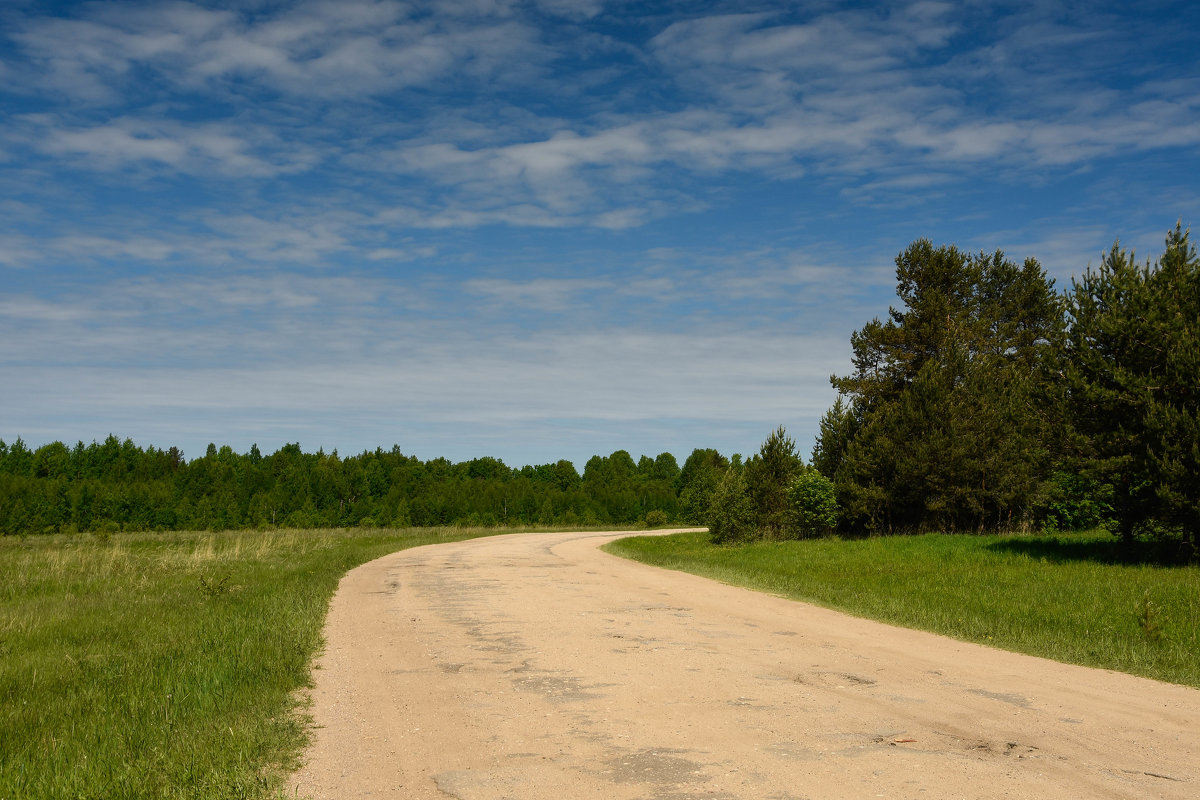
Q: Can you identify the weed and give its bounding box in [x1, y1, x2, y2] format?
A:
[198, 573, 231, 598]
[1137, 590, 1166, 642]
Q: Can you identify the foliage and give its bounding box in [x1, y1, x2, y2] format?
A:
[676, 448, 729, 524]
[788, 470, 840, 537]
[605, 530, 1200, 687]
[1040, 472, 1114, 533]
[1062, 223, 1200, 556]
[810, 396, 856, 479]
[644, 509, 669, 528]
[817, 239, 1064, 533]
[0, 439, 685, 535]
[706, 467, 755, 544]
[809, 222, 1198, 548]
[742, 426, 804, 538]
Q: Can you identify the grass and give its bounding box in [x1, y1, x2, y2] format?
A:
[0, 525, 532, 800]
[603, 530, 1200, 688]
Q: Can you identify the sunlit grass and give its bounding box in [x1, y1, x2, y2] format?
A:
[0, 526, 519, 800]
[604, 530, 1200, 687]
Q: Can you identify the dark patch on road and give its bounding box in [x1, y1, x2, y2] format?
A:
[966, 688, 1032, 708]
[602, 747, 709, 785]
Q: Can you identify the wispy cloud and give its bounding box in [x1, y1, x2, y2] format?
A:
[6, 1, 1196, 232]
[9, 0, 555, 102]
[464, 277, 611, 311]
[648, 3, 1200, 175]
[24, 115, 313, 177]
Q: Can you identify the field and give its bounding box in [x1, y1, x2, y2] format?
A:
[0, 526, 522, 800]
[604, 530, 1200, 688]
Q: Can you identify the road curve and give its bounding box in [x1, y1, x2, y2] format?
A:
[291, 530, 1199, 800]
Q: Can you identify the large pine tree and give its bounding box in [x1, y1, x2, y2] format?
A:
[820, 240, 1063, 533]
[1063, 223, 1199, 555]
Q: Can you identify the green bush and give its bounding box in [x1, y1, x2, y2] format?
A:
[644, 509, 669, 528]
[1042, 472, 1113, 532]
[788, 471, 840, 537]
[708, 469, 755, 544]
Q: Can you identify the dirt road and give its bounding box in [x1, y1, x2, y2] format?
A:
[291, 530, 1199, 799]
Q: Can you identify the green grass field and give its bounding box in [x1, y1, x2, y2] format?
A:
[604, 530, 1200, 688]
[0, 526, 523, 800]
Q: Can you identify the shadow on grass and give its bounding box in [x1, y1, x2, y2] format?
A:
[987, 535, 1194, 567]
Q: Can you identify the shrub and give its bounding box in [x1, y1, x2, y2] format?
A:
[788, 471, 840, 537]
[1041, 471, 1113, 532]
[645, 509, 669, 528]
[708, 469, 755, 544]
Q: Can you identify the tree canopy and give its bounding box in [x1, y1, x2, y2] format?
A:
[799, 224, 1197, 557]
[1061, 223, 1199, 555]
[821, 240, 1063, 533]
[0, 438, 684, 535]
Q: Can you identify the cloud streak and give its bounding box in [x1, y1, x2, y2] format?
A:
[10, 0, 554, 102]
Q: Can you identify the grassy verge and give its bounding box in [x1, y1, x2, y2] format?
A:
[0, 525, 532, 800]
[603, 530, 1200, 687]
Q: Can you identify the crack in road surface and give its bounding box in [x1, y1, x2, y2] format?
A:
[291, 529, 1199, 799]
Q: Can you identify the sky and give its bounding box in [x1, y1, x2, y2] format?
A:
[2, 0, 1198, 470]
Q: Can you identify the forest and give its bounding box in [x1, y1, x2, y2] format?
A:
[2, 223, 1196, 557]
[0, 438, 694, 534]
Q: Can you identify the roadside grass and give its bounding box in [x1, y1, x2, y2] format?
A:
[603, 530, 1200, 688]
[0, 525, 532, 800]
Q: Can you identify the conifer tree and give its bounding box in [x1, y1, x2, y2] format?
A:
[820, 239, 1063, 533]
[743, 426, 804, 538]
[1063, 223, 1199, 555]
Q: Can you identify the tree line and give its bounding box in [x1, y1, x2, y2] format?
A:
[0, 437, 733, 534]
[707, 222, 1198, 559]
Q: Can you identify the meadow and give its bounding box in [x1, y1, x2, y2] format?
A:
[0, 526, 521, 800]
[604, 530, 1200, 688]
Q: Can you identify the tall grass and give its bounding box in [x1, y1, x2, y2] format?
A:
[0, 526, 510, 800]
[604, 530, 1200, 687]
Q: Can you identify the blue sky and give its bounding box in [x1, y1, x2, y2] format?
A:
[2, 0, 1198, 469]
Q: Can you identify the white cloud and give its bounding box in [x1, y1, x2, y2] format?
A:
[535, 0, 605, 21]
[0, 208, 386, 270]
[643, 3, 1200, 179]
[365, 245, 436, 262]
[0, 297, 93, 323]
[201, 214, 350, 262]
[9, 0, 553, 102]
[0, 233, 44, 268]
[6, 0, 1196, 235]
[28, 116, 315, 177]
[982, 219, 1193, 287]
[464, 277, 610, 311]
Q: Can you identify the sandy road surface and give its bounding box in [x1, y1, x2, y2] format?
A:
[292, 530, 1199, 799]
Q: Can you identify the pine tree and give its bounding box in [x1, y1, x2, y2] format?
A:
[743, 426, 803, 538]
[820, 240, 1063, 533]
[1063, 223, 1199, 555]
